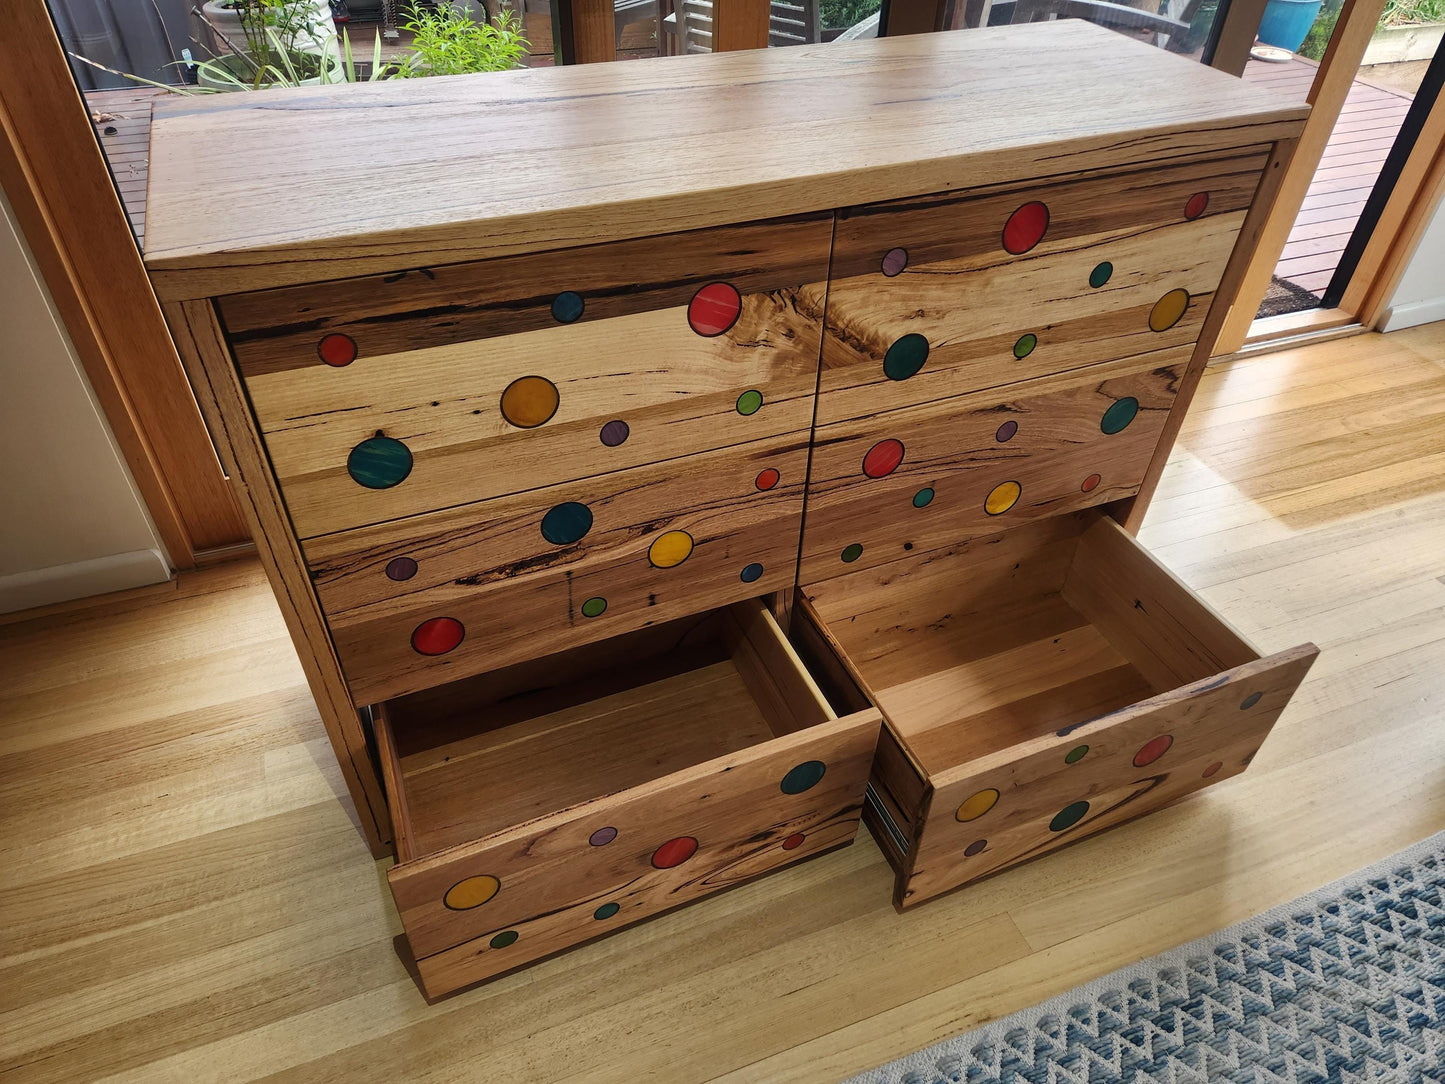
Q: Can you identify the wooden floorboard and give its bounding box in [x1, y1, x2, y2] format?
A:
[1, 324, 1443, 1080]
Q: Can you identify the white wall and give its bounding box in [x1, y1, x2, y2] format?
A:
[1381, 200, 1445, 332]
[0, 186, 169, 613]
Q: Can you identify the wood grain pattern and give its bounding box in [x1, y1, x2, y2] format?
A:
[310, 433, 809, 703]
[141, 23, 1308, 298]
[799, 351, 1186, 583]
[809, 150, 1266, 426]
[243, 286, 825, 539]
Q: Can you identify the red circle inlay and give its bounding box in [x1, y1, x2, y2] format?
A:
[1203, 761, 1224, 779]
[782, 833, 806, 850]
[651, 836, 699, 869]
[1185, 192, 1210, 220]
[411, 616, 464, 656]
[862, 438, 905, 479]
[1133, 734, 1174, 768]
[1081, 473, 1101, 493]
[1002, 201, 1050, 255]
[755, 468, 781, 492]
[318, 333, 358, 367]
[688, 282, 743, 337]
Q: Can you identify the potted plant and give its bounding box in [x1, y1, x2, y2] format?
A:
[194, 0, 335, 89]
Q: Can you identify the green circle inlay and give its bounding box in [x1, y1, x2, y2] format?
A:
[541, 501, 593, 546]
[1089, 262, 1114, 289]
[581, 596, 607, 618]
[347, 435, 413, 490]
[1101, 396, 1140, 435]
[489, 930, 519, 949]
[1013, 333, 1038, 360]
[1049, 800, 1090, 832]
[841, 543, 864, 563]
[913, 487, 935, 508]
[594, 902, 620, 920]
[883, 333, 930, 381]
[736, 389, 764, 416]
[1065, 744, 1089, 764]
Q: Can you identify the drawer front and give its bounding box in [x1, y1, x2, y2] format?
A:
[807, 148, 1267, 427]
[307, 433, 811, 703]
[904, 644, 1317, 906]
[799, 349, 1186, 583]
[388, 708, 881, 993]
[218, 213, 832, 538]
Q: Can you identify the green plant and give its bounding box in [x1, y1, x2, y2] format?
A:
[391, 3, 529, 77]
[1298, 0, 1342, 61]
[229, 0, 327, 80]
[820, 0, 881, 30]
[1379, 0, 1445, 26]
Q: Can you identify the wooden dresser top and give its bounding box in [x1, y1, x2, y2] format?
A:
[143, 21, 1306, 300]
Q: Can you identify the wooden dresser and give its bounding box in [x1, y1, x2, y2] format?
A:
[145, 23, 1313, 997]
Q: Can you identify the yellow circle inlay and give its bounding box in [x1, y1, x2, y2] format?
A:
[444, 874, 500, 910]
[956, 788, 999, 823]
[649, 530, 695, 569]
[984, 480, 1021, 516]
[499, 375, 560, 429]
[1148, 288, 1191, 333]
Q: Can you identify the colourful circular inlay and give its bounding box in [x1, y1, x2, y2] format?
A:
[985, 480, 1022, 516]
[444, 874, 499, 910]
[1089, 262, 1114, 289]
[688, 282, 743, 336]
[1014, 333, 1038, 359]
[317, 332, 357, 367]
[651, 836, 698, 869]
[782, 833, 806, 850]
[551, 290, 585, 323]
[594, 902, 620, 920]
[347, 434, 412, 490]
[862, 438, 905, 479]
[500, 375, 560, 429]
[649, 530, 694, 568]
[1081, 473, 1102, 493]
[1050, 801, 1090, 832]
[1133, 734, 1174, 767]
[1149, 288, 1191, 332]
[996, 420, 1018, 442]
[581, 596, 608, 618]
[589, 826, 617, 847]
[755, 468, 780, 491]
[490, 930, 518, 949]
[1003, 201, 1050, 255]
[1203, 761, 1224, 779]
[841, 543, 864, 563]
[964, 839, 988, 857]
[1185, 192, 1210, 220]
[955, 788, 999, 822]
[913, 487, 935, 508]
[599, 419, 630, 447]
[1101, 397, 1139, 435]
[1241, 691, 1263, 709]
[740, 562, 764, 583]
[385, 556, 418, 581]
[883, 333, 929, 381]
[780, 760, 826, 794]
[412, 616, 464, 656]
[881, 247, 909, 277]
[736, 389, 764, 416]
[1065, 744, 1089, 764]
[541, 501, 593, 546]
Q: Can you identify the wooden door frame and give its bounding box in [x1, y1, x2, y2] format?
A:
[0, 0, 248, 569]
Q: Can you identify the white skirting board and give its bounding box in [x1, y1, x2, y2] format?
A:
[0, 548, 171, 614]
[1380, 297, 1445, 333]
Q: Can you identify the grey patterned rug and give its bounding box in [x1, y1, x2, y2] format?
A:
[848, 832, 1445, 1083]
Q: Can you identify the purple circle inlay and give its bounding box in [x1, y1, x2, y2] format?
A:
[589, 826, 618, 847]
[996, 420, 1018, 443]
[385, 557, 418, 581]
[964, 839, 987, 857]
[599, 420, 630, 447]
[881, 247, 909, 277]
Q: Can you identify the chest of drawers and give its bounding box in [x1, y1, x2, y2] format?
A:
[148, 22, 1311, 996]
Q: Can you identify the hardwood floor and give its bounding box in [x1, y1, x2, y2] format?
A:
[2, 326, 1443, 1082]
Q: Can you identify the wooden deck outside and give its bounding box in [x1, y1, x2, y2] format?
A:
[1242, 55, 1415, 298]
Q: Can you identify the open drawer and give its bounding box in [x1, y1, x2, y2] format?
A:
[793, 511, 1317, 908]
[372, 599, 881, 997]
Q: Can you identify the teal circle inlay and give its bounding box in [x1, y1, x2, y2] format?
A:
[1101, 396, 1140, 435]
[551, 290, 584, 323]
[1013, 333, 1038, 359]
[780, 760, 826, 795]
[883, 333, 930, 381]
[740, 562, 764, 583]
[581, 596, 607, 618]
[913, 487, 935, 508]
[1050, 800, 1090, 832]
[841, 543, 864, 563]
[1241, 691, 1263, 709]
[347, 434, 413, 490]
[1065, 744, 1089, 764]
[541, 501, 593, 545]
[1089, 262, 1114, 289]
[736, 389, 764, 416]
[489, 930, 519, 949]
[593, 902, 620, 920]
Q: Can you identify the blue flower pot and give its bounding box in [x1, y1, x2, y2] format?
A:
[1258, 0, 1326, 54]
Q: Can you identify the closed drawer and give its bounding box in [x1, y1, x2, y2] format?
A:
[373, 600, 882, 997]
[807, 147, 1268, 426]
[307, 432, 809, 703]
[799, 348, 1185, 583]
[217, 213, 832, 537]
[795, 512, 1317, 908]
